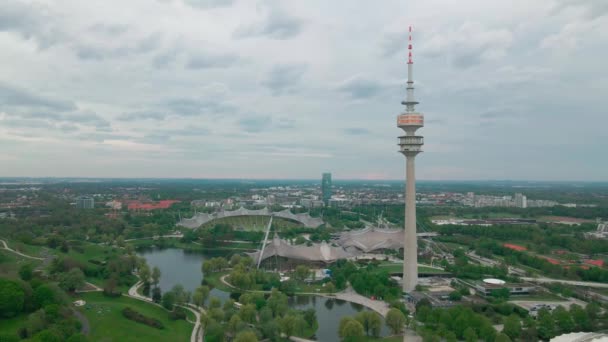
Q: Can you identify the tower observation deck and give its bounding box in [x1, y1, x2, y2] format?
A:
[398, 26, 423, 293]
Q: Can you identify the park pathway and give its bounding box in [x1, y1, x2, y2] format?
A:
[126, 281, 204, 342]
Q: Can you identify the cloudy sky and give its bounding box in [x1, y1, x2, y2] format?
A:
[1, 0, 607, 180]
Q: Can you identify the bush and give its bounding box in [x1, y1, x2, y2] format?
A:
[122, 307, 164, 329]
[168, 307, 187, 321]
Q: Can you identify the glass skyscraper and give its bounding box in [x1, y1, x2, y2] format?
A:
[321, 173, 332, 205]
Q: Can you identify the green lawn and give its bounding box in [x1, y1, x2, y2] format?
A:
[0, 313, 28, 338]
[0, 249, 42, 278]
[78, 292, 192, 342]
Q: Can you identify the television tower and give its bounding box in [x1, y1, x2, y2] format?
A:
[398, 26, 423, 293]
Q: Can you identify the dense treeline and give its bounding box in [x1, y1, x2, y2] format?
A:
[330, 260, 401, 301]
[122, 307, 164, 329]
[0, 276, 87, 341]
[475, 240, 608, 282]
[437, 223, 608, 254]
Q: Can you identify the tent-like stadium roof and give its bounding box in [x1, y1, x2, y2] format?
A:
[177, 207, 324, 228]
[249, 235, 352, 264]
[337, 227, 404, 253]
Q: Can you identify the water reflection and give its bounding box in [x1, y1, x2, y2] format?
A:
[140, 248, 389, 341]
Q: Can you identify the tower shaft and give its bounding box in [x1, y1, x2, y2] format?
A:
[397, 25, 423, 293]
[403, 155, 418, 292]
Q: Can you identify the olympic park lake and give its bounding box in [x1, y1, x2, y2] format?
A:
[139, 247, 390, 341]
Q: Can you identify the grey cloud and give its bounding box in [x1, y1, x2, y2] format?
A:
[164, 98, 235, 116]
[152, 50, 179, 68]
[277, 118, 296, 129]
[186, 52, 239, 69]
[233, 10, 303, 40]
[59, 124, 79, 133]
[137, 134, 171, 144]
[1, 118, 54, 129]
[381, 31, 406, 57]
[76, 33, 162, 61]
[238, 116, 273, 133]
[166, 127, 211, 136]
[337, 76, 384, 99]
[183, 0, 235, 9]
[0, 82, 76, 112]
[452, 52, 482, 69]
[88, 23, 129, 36]
[0, 0, 63, 49]
[344, 128, 371, 135]
[262, 64, 307, 95]
[118, 111, 168, 121]
[553, 0, 608, 19]
[63, 111, 111, 130]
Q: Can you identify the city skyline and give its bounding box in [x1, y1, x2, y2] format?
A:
[1, 0, 607, 181]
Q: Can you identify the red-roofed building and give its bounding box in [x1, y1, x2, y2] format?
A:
[584, 259, 605, 267]
[503, 243, 527, 252]
[127, 200, 179, 211]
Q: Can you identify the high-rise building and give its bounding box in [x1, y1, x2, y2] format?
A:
[76, 196, 95, 209]
[321, 173, 332, 205]
[397, 26, 424, 293]
[515, 193, 527, 208]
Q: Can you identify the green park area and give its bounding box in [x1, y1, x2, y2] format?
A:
[0, 249, 42, 278]
[377, 262, 449, 275]
[78, 292, 192, 342]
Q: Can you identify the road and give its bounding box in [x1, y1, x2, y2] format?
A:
[522, 277, 608, 289]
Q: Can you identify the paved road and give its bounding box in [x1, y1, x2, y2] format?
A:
[522, 277, 608, 289]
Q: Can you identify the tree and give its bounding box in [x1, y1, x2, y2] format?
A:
[294, 265, 310, 281]
[267, 289, 288, 317]
[139, 263, 151, 283]
[234, 331, 258, 342]
[325, 282, 336, 293]
[303, 308, 317, 328]
[537, 309, 555, 340]
[448, 291, 462, 301]
[553, 306, 575, 334]
[280, 314, 307, 338]
[151, 266, 161, 288]
[463, 327, 477, 342]
[162, 292, 176, 310]
[227, 314, 242, 335]
[341, 320, 365, 340]
[19, 264, 34, 281]
[193, 286, 210, 308]
[570, 304, 591, 331]
[205, 320, 225, 342]
[59, 268, 85, 292]
[356, 311, 381, 337]
[239, 304, 257, 324]
[0, 279, 25, 318]
[503, 314, 521, 340]
[34, 285, 57, 308]
[385, 308, 406, 334]
[152, 287, 162, 303]
[495, 333, 512, 342]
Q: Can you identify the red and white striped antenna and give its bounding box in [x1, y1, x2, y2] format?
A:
[408, 25, 414, 64]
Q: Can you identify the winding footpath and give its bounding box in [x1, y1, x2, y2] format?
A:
[0, 239, 44, 260]
[219, 274, 390, 317]
[127, 281, 204, 342]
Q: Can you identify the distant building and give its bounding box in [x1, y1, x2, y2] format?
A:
[460, 278, 536, 297]
[514, 193, 527, 208]
[76, 196, 95, 209]
[321, 173, 332, 205]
